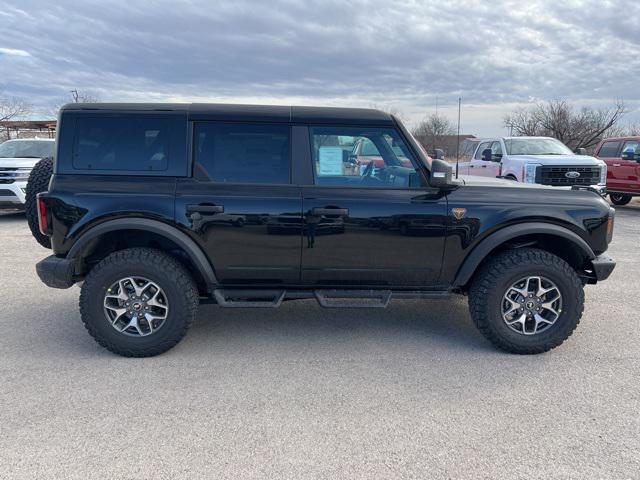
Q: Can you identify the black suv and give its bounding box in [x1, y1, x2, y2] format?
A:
[35, 103, 616, 357]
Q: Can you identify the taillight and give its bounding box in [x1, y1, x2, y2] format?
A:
[37, 193, 50, 236]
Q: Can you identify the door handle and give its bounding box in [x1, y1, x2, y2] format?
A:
[469, 165, 475, 168]
[613, 163, 621, 167]
[186, 204, 224, 214]
[481, 165, 487, 168]
[311, 207, 349, 216]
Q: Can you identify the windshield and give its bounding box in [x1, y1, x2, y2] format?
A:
[0, 140, 55, 158]
[505, 138, 573, 156]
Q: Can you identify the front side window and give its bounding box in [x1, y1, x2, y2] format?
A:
[598, 141, 622, 158]
[310, 126, 423, 188]
[490, 141, 503, 156]
[194, 123, 290, 184]
[73, 116, 169, 171]
[621, 140, 639, 155]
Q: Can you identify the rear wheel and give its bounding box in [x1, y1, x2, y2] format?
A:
[609, 193, 632, 206]
[79, 248, 199, 357]
[25, 157, 53, 249]
[469, 248, 584, 354]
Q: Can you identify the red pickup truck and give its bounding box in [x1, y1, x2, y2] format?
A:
[595, 136, 640, 205]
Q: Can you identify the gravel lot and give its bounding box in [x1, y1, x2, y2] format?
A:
[1, 200, 638, 480]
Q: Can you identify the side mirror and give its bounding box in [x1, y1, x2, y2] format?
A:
[434, 148, 445, 160]
[621, 149, 636, 160]
[430, 159, 454, 188]
[576, 147, 587, 155]
[482, 148, 492, 162]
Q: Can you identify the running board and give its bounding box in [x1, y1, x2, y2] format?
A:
[210, 288, 449, 308]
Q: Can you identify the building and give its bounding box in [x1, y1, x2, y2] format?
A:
[1, 120, 57, 141]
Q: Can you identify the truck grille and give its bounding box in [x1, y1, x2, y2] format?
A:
[0, 167, 32, 184]
[535, 166, 601, 186]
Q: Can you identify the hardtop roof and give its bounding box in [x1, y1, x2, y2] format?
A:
[60, 103, 395, 125]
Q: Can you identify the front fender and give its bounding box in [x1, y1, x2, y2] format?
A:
[451, 222, 595, 288]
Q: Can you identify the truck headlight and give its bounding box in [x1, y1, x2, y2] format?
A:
[524, 163, 540, 184]
[599, 164, 607, 185]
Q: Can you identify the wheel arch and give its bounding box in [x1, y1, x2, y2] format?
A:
[452, 222, 595, 289]
[68, 218, 217, 292]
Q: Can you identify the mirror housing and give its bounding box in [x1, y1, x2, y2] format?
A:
[434, 148, 445, 160]
[621, 149, 636, 160]
[430, 159, 454, 188]
[576, 147, 587, 155]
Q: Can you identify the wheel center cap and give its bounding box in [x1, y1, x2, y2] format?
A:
[132, 302, 143, 311]
[525, 301, 535, 310]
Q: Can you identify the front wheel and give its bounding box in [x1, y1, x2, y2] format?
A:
[469, 248, 584, 354]
[79, 248, 199, 357]
[609, 193, 632, 206]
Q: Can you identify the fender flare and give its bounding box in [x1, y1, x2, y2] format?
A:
[452, 222, 595, 288]
[67, 218, 218, 287]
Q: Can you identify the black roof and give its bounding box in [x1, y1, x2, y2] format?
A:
[60, 103, 394, 126]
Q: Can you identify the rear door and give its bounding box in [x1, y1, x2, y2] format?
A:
[597, 140, 623, 190]
[469, 141, 492, 176]
[300, 125, 447, 287]
[175, 122, 302, 286]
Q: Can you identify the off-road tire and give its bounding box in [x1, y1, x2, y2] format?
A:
[25, 157, 54, 249]
[609, 193, 632, 206]
[79, 248, 199, 357]
[469, 248, 584, 354]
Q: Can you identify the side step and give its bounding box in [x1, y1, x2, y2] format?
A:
[212, 289, 285, 308]
[314, 289, 391, 308]
[211, 288, 449, 308]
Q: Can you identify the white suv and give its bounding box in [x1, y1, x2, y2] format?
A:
[458, 136, 607, 195]
[0, 138, 55, 208]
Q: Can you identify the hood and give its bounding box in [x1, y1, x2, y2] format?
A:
[0, 157, 42, 168]
[508, 154, 604, 166]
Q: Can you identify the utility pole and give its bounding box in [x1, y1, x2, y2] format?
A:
[455, 97, 461, 178]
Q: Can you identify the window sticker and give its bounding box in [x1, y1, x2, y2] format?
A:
[317, 147, 343, 176]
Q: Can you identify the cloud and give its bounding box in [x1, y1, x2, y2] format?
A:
[0, 0, 638, 135]
[0, 47, 31, 57]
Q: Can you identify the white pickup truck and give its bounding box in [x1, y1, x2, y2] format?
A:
[0, 138, 55, 208]
[457, 136, 607, 195]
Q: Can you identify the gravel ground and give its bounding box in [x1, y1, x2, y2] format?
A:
[0, 199, 638, 480]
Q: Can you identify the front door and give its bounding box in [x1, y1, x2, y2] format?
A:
[175, 122, 302, 286]
[301, 125, 447, 287]
[617, 139, 640, 193]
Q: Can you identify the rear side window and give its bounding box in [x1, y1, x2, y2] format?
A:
[194, 123, 290, 184]
[73, 116, 170, 171]
[475, 142, 491, 159]
[598, 141, 621, 157]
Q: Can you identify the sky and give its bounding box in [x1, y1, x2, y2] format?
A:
[0, 0, 639, 137]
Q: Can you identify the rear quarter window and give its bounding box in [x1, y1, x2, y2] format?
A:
[73, 116, 170, 171]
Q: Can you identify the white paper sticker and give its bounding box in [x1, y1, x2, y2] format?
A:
[317, 147, 343, 176]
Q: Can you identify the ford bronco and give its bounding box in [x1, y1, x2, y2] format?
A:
[35, 103, 616, 357]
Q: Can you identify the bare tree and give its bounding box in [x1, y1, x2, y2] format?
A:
[412, 112, 455, 153]
[504, 99, 626, 150]
[46, 89, 100, 118]
[0, 96, 32, 122]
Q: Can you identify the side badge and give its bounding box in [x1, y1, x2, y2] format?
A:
[452, 207, 467, 220]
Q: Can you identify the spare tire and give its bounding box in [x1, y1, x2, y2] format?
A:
[25, 157, 54, 249]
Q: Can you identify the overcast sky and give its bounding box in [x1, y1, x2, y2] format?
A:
[1, 0, 638, 136]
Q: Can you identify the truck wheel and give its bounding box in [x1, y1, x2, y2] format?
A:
[609, 193, 632, 206]
[25, 157, 54, 249]
[79, 248, 199, 357]
[469, 248, 584, 354]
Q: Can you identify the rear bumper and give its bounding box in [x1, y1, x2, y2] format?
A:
[36, 255, 76, 289]
[591, 254, 616, 281]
